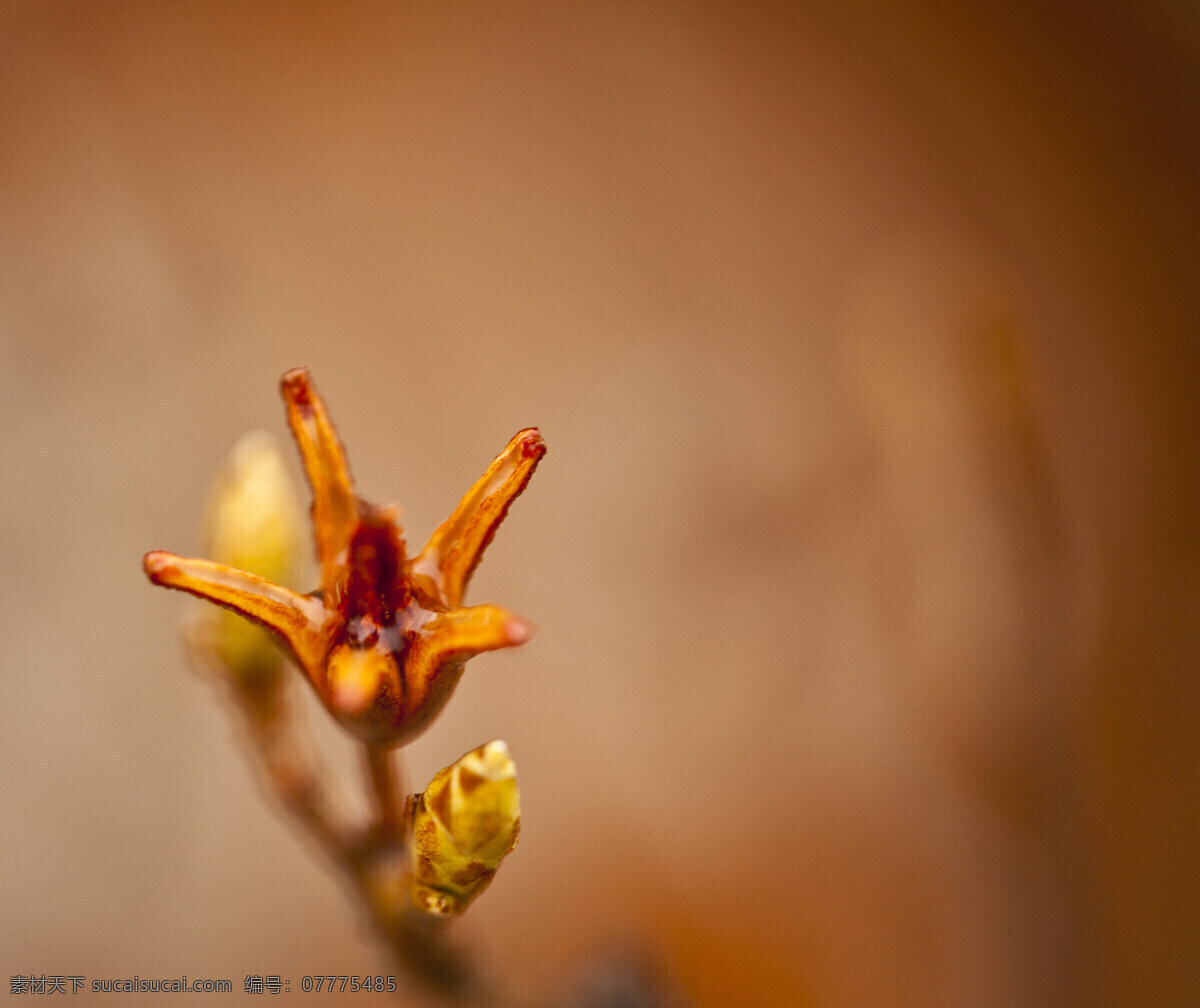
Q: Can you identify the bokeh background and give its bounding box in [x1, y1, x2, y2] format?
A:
[3, 2, 1198, 1006]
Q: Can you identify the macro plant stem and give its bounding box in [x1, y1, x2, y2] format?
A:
[366, 742, 403, 838]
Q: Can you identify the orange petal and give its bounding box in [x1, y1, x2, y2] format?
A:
[412, 429, 546, 609]
[420, 603, 534, 664]
[143, 550, 326, 677]
[280, 368, 360, 600]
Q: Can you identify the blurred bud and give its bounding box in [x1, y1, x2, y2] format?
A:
[198, 431, 307, 682]
[409, 740, 521, 917]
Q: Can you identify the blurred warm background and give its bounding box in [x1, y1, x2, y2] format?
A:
[2, 2, 1197, 1006]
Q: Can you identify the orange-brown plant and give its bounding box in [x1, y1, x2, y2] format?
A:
[144, 368, 544, 999]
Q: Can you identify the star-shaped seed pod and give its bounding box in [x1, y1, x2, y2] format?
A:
[144, 368, 546, 748]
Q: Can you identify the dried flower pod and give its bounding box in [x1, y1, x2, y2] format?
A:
[408, 739, 521, 917]
[195, 431, 306, 683]
[144, 368, 545, 747]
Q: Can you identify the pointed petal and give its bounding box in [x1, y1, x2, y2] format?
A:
[143, 550, 326, 673]
[280, 368, 360, 598]
[412, 428, 546, 608]
[420, 603, 534, 665]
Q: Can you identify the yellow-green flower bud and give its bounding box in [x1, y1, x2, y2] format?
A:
[199, 430, 307, 681]
[409, 740, 521, 917]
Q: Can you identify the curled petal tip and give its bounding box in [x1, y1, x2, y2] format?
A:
[505, 616, 534, 647]
[143, 550, 177, 582]
[514, 427, 547, 457]
[280, 366, 313, 398]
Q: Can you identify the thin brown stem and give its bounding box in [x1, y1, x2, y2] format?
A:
[365, 742, 403, 838]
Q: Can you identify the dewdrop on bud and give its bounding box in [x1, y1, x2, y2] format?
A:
[199, 430, 307, 680]
[409, 740, 521, 917]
